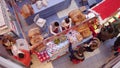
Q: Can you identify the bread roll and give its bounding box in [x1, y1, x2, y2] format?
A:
[28, 27, 40, 38]
[76, 33, 83, 41]
[30, 35, 43, 45]
[80, 28, 92, 38]
[68, 9, 86, 25]
[21, 4, 34, 18]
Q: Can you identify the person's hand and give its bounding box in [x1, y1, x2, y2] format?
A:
[83, 44, 88, 47]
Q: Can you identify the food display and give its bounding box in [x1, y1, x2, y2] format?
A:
[28, 27, 40, 39]
[21, 4, 34, 19]
[81, 28, 92, 38]
[46, 42, 59, 57]
[53, 36, 67, 44]
[66, 30, 83, 44]
[68, 9, 86, 25]
[1, 0, 102, 63]
[54, 38, 60, 44]
[76, 24, 92, 38]
[35, 42, 46, 52]
[36, 50, 50, 62]
[30, 35, 43, 45]
[59, 36, 67, 42]
[28, 28, 45, 51]
[28, 28, 43, 43]
[88, 18, 100, 29]
[31, 16, 99, 62]
[76, 33, 83, 41]
[76, 23, 88, 32]
[46, 35, 68, 57]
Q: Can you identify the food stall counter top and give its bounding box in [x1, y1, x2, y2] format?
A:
[32, 0, 65, 13]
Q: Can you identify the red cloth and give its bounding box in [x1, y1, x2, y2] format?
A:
[117, 48, 120, 52]
[14, 50, 31, 67]
[72, 59, 83, 64]
[92, 0, 120, 19]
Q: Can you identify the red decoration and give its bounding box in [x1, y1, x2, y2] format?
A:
[36, 50, 50, 62]
[92, 0, 120, 19]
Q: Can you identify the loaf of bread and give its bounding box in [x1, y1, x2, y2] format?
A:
[80, 28, 92, 38]
[28, 27, 40, 39]
[68, 9, 86, 25]
[30, 35, 43, 45]
[76, 23, 88, 32]
[21, 4, 34, 19]
[76, 33, 83, 41]
[76, 24, 92, 38]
